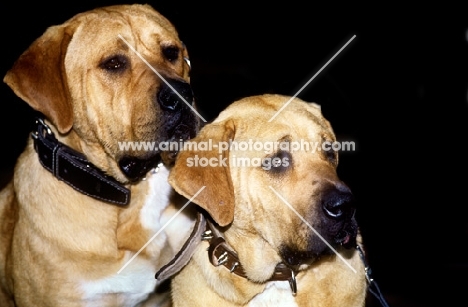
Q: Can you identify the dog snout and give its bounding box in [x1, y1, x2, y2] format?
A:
[321, 183, 355, 220]
[318, 182, 358, 249]
[157, 79, 194, 111]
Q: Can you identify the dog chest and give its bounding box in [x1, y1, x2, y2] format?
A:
[248, 281, 299, 307]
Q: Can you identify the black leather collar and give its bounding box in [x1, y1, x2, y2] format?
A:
[32, 118, 131, 206]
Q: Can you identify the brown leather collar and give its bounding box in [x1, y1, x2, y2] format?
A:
[203, 219, 298, 296]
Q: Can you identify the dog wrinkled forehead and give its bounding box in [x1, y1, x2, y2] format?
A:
[68, 4, 177, 33]
[215, 94, 334, 136]
[66, 4, 182, 48]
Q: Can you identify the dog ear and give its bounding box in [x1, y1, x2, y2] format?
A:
[3, 25, 74, 134]
[169, 119, 236, 226]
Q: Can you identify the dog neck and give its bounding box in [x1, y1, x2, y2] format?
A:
[155, 212, 298, 295]
[202, 218, 298, 296]
[31, 117, 131, 206]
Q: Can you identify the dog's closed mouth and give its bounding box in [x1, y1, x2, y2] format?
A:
[338, 232, 351, 245]
[335, 219, 358, 249]
[118, 154, 162, 182]
[280, 224, 358, 267]
[118, 126, 195, 181]
[336, 229, 357, 249]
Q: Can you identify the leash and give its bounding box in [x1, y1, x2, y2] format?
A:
[356, 245, 391, 307]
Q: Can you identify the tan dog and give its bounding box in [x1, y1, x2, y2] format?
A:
[168, 94, 367, 306]
[0, 4, 199, 307]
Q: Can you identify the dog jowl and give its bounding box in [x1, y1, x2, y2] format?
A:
[119, 76, 199, 181]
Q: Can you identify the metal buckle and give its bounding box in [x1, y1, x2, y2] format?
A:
[201, 230, 213, 241]
[31, 118, 52, 140]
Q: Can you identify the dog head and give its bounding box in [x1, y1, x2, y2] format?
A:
[169, 94, 358, 275]
[4, 4, 199, 182]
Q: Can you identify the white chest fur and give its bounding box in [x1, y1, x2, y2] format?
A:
[80, 165, 172, 306]
[248, 281, 298, 307]
[80, 254, 158, 306]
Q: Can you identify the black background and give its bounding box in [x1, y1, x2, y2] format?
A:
[1, 2, 467, 306]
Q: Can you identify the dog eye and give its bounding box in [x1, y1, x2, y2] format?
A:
[324, 147, 338, 165]
[100, 55, 128, 72]
[162, 46, 180, 62]
[263, 150, 292, 174]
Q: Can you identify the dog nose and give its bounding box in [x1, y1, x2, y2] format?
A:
[157, 79, 194, 111]
[321, 183, 355, 220]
